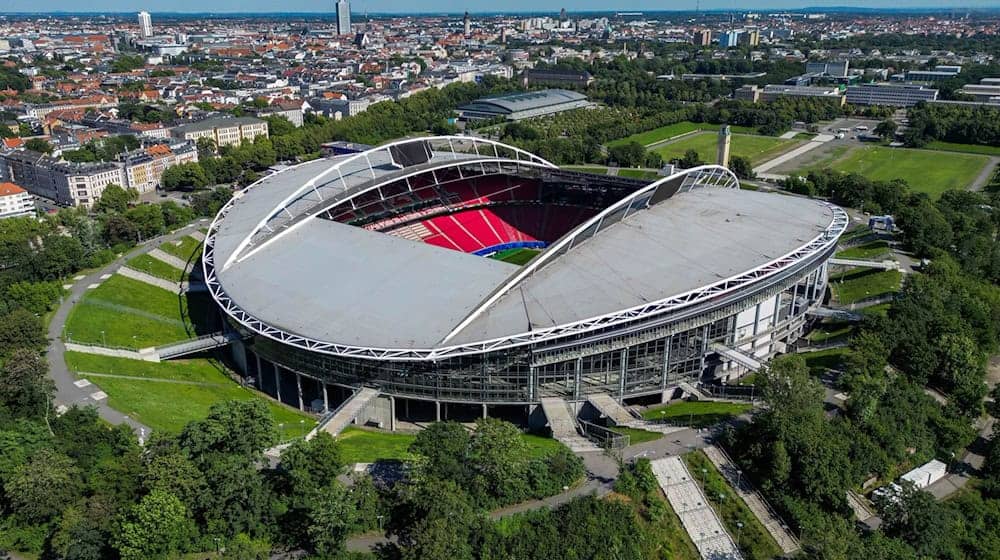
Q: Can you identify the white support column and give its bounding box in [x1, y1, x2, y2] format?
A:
[274, 365, 282, 404]
[295, 373, 304, 411]
[322, 383, 329, 413]
[618, 348, 628, 403]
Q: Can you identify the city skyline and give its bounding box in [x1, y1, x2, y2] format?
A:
[11, 0, 1000, 14]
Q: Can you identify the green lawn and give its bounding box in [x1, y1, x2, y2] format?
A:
[564, 166, 609, 175]
[159, 236, 203, 264]
[335, 428, 572, 464]
[830, 269, 903, 305]
[641, 401, 751, 427]
[836, 240, 891, 260]
[859, 303, 892, 317]
[64, 275, 197, 348]
[795, 132, 818, 140]
[126, 253, 188, 282]
[610, 426, 663, 445]
[65, 352, 313, 434]
[684, 451, 783, 560]
[801, 347, 849, 373]
[608, 121, 759, 148]
[807, 320, 855, 343]
[617, 168, 660, 180]
[653, 132, 799, 166]
[491, 248, 541, 265]
[801, 145, 989, 198]
[925, 140, 1000, 157]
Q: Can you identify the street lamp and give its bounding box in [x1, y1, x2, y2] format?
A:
[299, 419, 305, 438]
[736, 521, 744, 548]
[377, 514, 384, 532]
[736, 469, 743, 490]
[279, 423, 285, 441]
[101, 330, 106, 346]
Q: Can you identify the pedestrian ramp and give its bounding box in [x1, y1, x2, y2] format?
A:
[586, 393, 637, 426]
[709, 343, 762, 373]
[539, 397, 600, 452]
[651, 456, 743, 560]
[829, 258, 899, 270]
[311, 387, 380, 438]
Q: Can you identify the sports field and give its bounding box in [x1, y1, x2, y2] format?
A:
[794, 145, 989, 197]
[653, 132, 800, 166]
[925, 141, 1000, 157]
[65, 352, 313, 434]
[491, 247, 541, 265]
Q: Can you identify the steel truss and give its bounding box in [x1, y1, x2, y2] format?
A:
[203, 146, 849, 362]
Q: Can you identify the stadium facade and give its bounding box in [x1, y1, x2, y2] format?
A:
[204, 136, 848, 423]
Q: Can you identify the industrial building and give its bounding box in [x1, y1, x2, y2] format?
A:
[455, 89, 591, 122]
[846, 83, 939, 107]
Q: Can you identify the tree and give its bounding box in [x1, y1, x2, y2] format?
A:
[678, 148, 703, 168]
[391, 478, 482, 560]
[191, 186, 233, 217]
[469, 417, 531, 504]
[729, 155, 755, 179]
[607, 141, 647, 168]
[161, 162, 209, 191]
[24, 138, 53, 154]
[409, 421, 471, 483]
[875, 118, 898, 140]
[4, 448, 82, 523]
[93, 184, 138, 215]
[0, 347, 53, 418]
[196, 137, 217, 159]
[222, 534, 270, 560]
[143, 450, 208, 514]
[124, 203, 166, 240]
[0, 308, 46, 358]
[265, 115, 296, 136]
[305, 483, 356, 556]
[179, 399, 278, 460]
[279, 432, 345, 500]
[112, 490, 194, 560]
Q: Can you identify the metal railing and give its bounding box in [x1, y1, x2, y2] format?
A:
[578, 419, 629, 449]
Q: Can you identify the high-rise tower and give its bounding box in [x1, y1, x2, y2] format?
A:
[137, 11, 153, 39]
[336, 0, 351, 36]
[463, 11, 471, 37]
[717, 125, 732, 168]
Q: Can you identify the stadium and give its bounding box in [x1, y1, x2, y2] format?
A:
[204, 136, 848, 425]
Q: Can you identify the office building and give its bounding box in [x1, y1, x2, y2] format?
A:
[335, 0, 351, 36]
[171, 117, 269, 148]
[846, 83, 939, 107]
[138, 11, 153, 39]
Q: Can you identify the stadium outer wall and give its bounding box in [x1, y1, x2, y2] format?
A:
[205, 138, 847, 426]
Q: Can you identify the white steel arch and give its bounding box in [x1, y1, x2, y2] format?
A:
[203, 152, 847, 362]
[220, 135, 556, 271]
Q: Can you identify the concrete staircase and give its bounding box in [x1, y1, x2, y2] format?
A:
[313, 387, 380, 438]
[586, 393, 636, 426]
[156, 332, 241, 359]
[539, 397, 600, 452]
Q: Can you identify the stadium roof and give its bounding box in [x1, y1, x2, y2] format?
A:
[206, 137, 845, 359]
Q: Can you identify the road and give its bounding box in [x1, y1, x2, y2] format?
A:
[45, 219, 209, 437]
[970, 156, 999, 192]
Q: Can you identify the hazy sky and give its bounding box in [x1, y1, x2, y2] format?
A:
[11, 0, 1000, 14]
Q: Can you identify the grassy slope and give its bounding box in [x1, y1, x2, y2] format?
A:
[126, 253, 188, 282]
[830, 269, 903, 305]
[610, 426, 663, 445]
[835, 240, 891, 260]
[65, 352, 312, 433]
[64, 275, 194, 347]
[653, 132, 799, 166]
[158, 235, 203, 263]
[335, 427, 574, 464]
[641, 401, 751, 426]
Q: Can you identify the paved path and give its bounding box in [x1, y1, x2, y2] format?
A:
[753, 137, 829, 176]
[970, 156, 999, 192]
[46, 219, 210, 436]
[926, 416, 995, 500]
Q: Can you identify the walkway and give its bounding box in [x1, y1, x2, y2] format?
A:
[926, 416, 995, 500]
[316, 387, 380, 437]
[586, 392, 636, 426]
[46, 219, 210, 436]
[702, 445, 801, 555]
[970, 156, 999, 192]
[651, 456, 742, 560]
[540, 397, 601, 452]
[752, 134, 834, 177]
[828, 257, 900, 270]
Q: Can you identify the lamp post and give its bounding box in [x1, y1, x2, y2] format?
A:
[101, 330, 106, 346]
[736, 521, 744, 548]
[279, 423, 285, 441]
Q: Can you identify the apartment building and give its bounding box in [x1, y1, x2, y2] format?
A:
[171, 117, 269, 148]
[123, 142, 199, 194]
[0, 150, 126, 207]
[0, 182, 34, 219]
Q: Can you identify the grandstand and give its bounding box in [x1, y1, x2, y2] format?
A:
[205, 136, 847, 426]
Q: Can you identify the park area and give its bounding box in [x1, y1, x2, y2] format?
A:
[653, 132, 800, 166]
[791, 145, 989, 197]
[607, 121, 757, 148]
[64, 352, 313, 433]
[335, 426, 572, 464]
[829, 268, 903, 305]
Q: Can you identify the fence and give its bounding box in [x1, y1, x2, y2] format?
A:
[578, 419, 629, 449]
